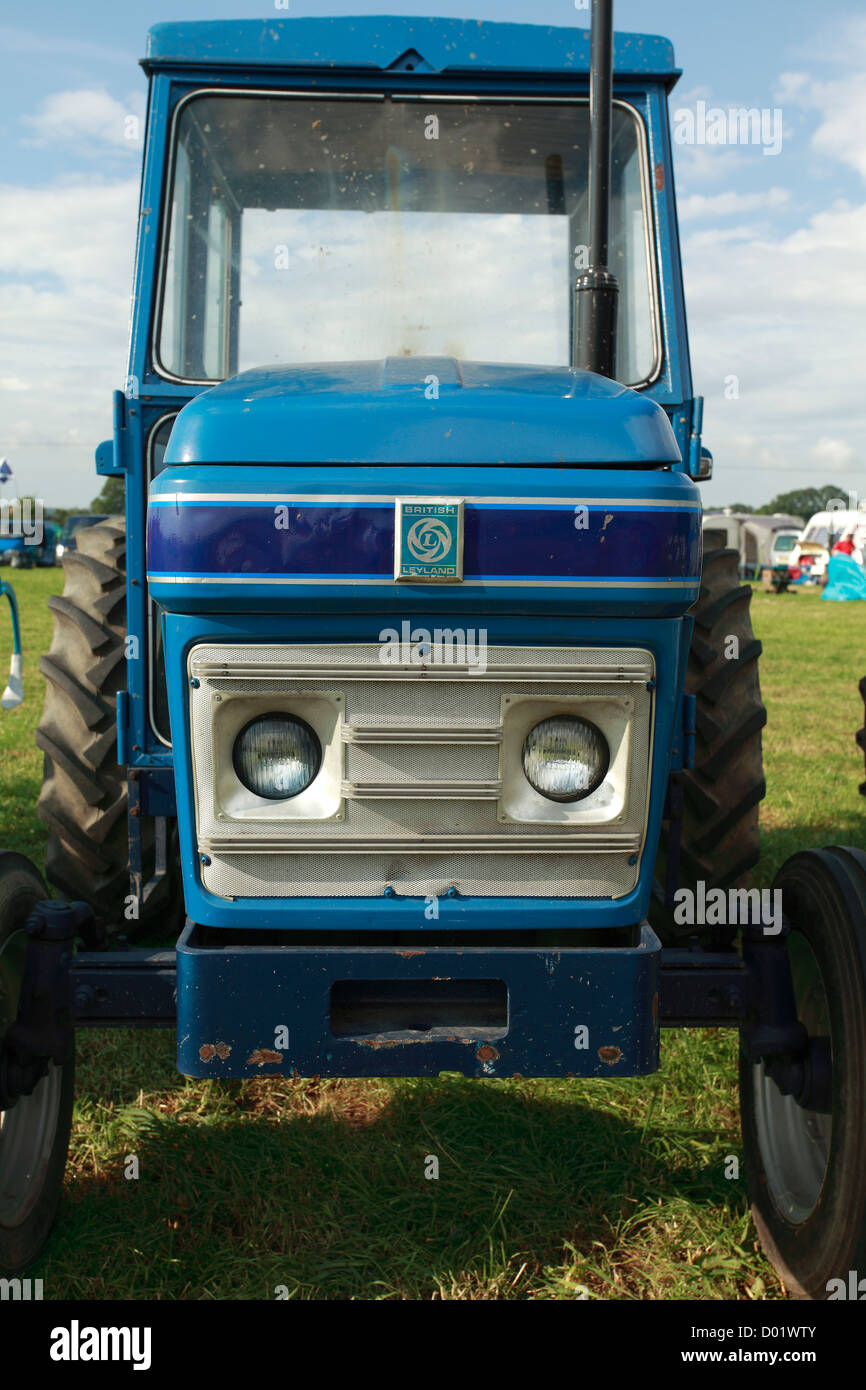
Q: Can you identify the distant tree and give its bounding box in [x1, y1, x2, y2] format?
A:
[721, 502, 755, 513]
[90, 475, 125, 515]
[755, 485, 845, 518]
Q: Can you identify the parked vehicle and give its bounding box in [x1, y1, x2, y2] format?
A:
[702, 511, 804, 583]
[55, 513, 109, 561]
[1, 5, 864, 1300]
[769, 528, 800, 567]
[0, 521, 59, 569]
[790, 509, 866, 584]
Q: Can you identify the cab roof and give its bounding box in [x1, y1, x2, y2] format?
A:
[144, 16, 678, 82]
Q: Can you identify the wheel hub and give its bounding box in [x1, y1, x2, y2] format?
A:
[0, 1065, 63, 1229]
[753, 933, 832, 1225]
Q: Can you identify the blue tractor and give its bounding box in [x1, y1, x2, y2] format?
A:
[0, 521, 58, 570]
[1, 6, 864, 1299]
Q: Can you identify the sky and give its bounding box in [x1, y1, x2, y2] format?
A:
[0, 0, 864, 509]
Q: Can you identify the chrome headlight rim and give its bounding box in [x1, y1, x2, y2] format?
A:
[521, 713, 610, 803]
[232, 712, 323, 802]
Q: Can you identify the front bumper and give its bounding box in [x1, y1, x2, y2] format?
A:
[176, 920, 661, 1079]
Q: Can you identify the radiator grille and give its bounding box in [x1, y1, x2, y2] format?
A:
[188, 643, 654, 899]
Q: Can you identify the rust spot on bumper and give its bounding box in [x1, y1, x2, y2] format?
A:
[476, 1043, 499, 1062]
[199, 1041, 231, 1063]
[598, 1045, 623, 1066]
[247, 1048, 283, 1067]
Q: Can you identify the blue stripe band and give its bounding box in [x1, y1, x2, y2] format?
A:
[147, 502, 701, 584]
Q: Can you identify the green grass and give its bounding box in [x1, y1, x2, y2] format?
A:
[1, 571, 864, 1299]
[749, 587, 866, 884]
[0, 567, 62, 868]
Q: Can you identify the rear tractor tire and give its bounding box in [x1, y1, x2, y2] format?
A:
[36, 517, 179, 932]
[653, 547, 767, 947]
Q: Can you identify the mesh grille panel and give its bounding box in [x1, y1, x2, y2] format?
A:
[189, 643, 654, 899]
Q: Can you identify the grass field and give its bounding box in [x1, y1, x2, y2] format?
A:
[1, 567, 864, 1300]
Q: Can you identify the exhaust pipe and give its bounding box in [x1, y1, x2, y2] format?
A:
[573, 0, 619, 378]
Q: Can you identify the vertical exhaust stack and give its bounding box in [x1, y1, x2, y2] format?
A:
[573, 0, 619, 378]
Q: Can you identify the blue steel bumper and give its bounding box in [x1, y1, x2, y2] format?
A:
[176, 921, 661, 1079]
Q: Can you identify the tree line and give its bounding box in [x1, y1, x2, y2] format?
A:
[719, 486, 855, 518]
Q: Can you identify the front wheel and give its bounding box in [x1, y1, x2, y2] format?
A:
[0, 851, 74, 1275]
[739, 847, 866, 1299]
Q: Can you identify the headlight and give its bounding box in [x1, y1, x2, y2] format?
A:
[522, 715, 609, 802]
[232, 714, 322, 800]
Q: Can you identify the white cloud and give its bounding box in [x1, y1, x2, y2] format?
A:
[21, 88, 145, 151]
[810, 438, 856, 471]
[774, 72, 811, 104]
[810, 87, 866, 180]
[775, 18, 866, 180]
[673, 142, 748, 188]
[0, 177, 139, 285]
[0, 25, 133, 65]
[679, 187, 790, 220]
[683, 17, 866, 504]
[687, 197, 866, 499]
[0, 177, 138, 505]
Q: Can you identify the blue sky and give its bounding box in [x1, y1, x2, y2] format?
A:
[1, 0, 864, 507]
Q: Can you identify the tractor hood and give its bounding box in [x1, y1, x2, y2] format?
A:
[163, 358, 681, 468]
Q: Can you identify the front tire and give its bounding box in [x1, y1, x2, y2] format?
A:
[0, 852, 73, 1276]
[857, 675, 865, 796]
[739, 847, 866, 1299]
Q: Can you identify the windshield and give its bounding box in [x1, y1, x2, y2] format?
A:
[803, 526, 829, 547]
[157, 93, 657, 385]
[772, 534, 797, 552]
